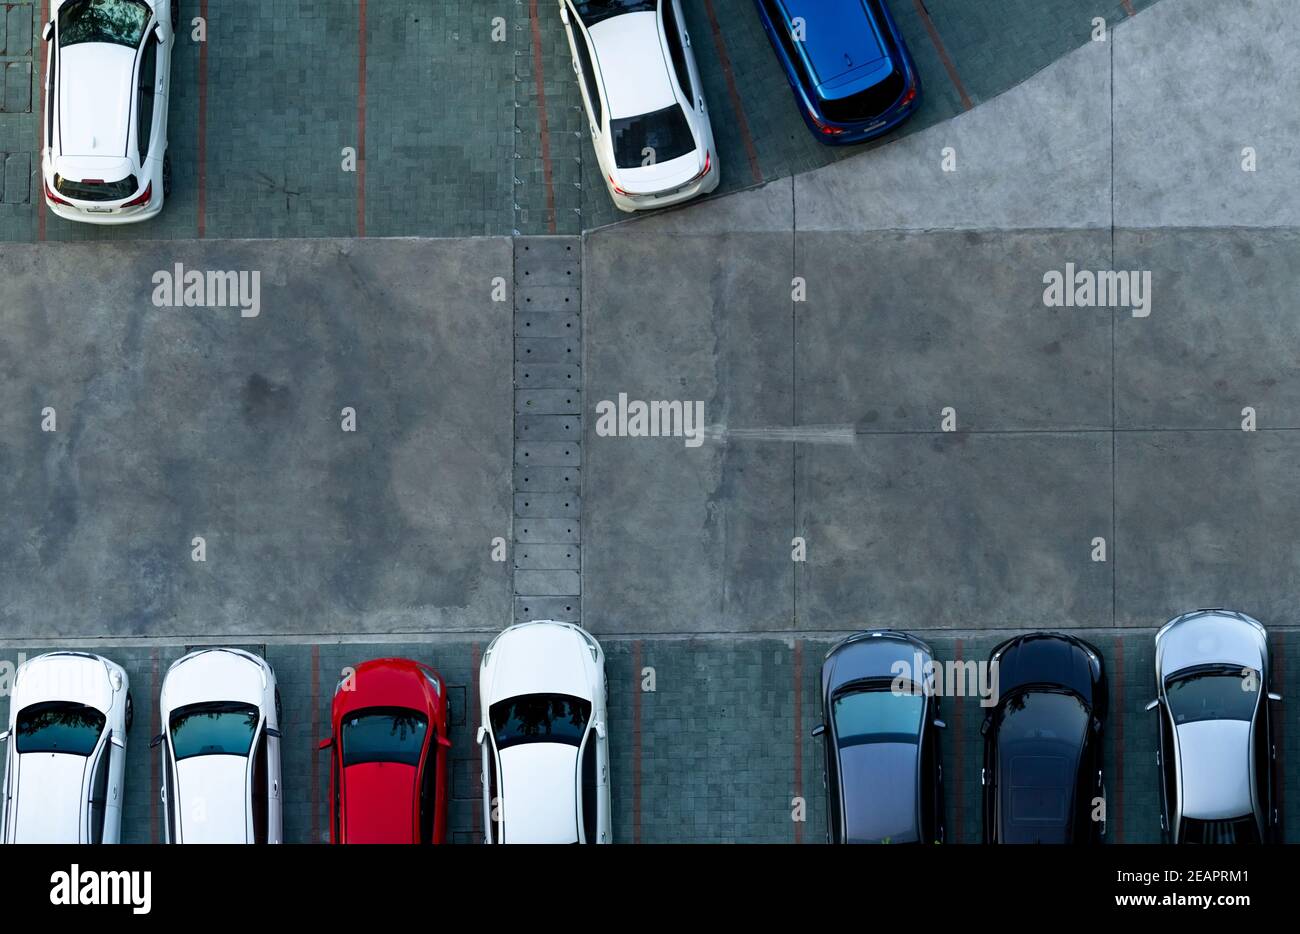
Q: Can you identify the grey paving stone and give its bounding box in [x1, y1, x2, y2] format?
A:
[515, 413, 580, 441]
[514, 542, 581, 569]
[514, 595, 580, 622]
[513, 464, 581, 492]
[515, 517, 581, 543]
[515, 313, 579, 339]
[516, 387, 581, 414]
[2, 151, 29, 203]
[513, 492, 580, 518]
[516, 336, 580, 364]
[515, 440, 581, 466]
[514, 569, 580, 596]
[515, 362, 581, 387]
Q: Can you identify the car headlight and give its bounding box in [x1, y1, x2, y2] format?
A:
[424, 670, 441, 696]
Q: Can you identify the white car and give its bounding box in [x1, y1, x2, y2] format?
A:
[478, 620, 612, 843]
[0, 652, 132, 843]
[559, 0, 720, 212]
[154, 648, 283, 844]
[40, 0, 175, 224]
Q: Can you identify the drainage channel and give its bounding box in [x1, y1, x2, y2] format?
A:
[512, 236, 582, 625]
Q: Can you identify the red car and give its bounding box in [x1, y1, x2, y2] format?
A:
[319, 658, 451, 844]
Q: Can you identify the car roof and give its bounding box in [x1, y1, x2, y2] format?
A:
[1177, 719, 1254, 820]
[175, 755, 249, 843]
[839, 742, 919, 843]
[772, 0, 891, 91]
[499, 743, 580, 843]
[588, 12, 676, 120]
[12, 753, 89, 842]
[343, 761, 419, 843]
[56, 42, 139, 159]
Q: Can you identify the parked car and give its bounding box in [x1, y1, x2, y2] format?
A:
[40, 0, 176, 224]
[0, 652, 132, 843]
[1148, 609, 1281, 843]
[318, 658, 451, 844]
[154, 648, 282, 844]
[559, 0, 720, 212]
[980, 633, 1107, 844]
[478, 620, 611, 843]
[813, 631, 945, 844]
[754, 0, 920, 144]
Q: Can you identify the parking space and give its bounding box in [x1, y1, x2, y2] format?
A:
[0, 237, 514, 639]
[0, 0, 1147, 241]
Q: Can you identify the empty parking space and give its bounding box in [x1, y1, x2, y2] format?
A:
[0, 237, 513, 639]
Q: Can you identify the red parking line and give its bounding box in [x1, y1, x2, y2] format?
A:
[793, 639, 803, 843]
[471, 642, 484, 837]
[149, 647, 160, 844]
[951, 638, 964, 842]
[356, 0, 367, 237]
[528, 0, 557, 234]
[1112, 635, 1125, 843]
[701, 0, 762, 185]
[310, 644, 321, 843]
[197, 0, 208, 237]
[631, 639, 643, 844]
[911, 0, 973, 112]
[37, 0, 48, 240]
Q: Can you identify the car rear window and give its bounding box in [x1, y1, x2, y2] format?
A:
[1179, 816, 1261, 844]
[611, 104, 695, 169]
[819, 68, 906, 124]
[58, 0, 152, 49]
[54, 174, 140, 202]
[342, 707, 428, 767]
[16, 702, 105, 756]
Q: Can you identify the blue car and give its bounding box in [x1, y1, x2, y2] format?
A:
[754, 0, 921, 145]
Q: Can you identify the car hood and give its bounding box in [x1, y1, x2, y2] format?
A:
[824, 634, 931, 696]
[486, 626, 592, 703]
[343, 762, 417, 843]
[499, 743, 578, 843]
[12, 753, 87, 842]
[838, 742, 919, 843]
[163, 650, 266, 714]
[13, 654, 114, 713]
[994, 635, 1096, 703]
[1160, 615, 1265, 680]
[1177, 720, 1253, 820]
[175, 755, 249, 843]
[58, 44, 137, 158]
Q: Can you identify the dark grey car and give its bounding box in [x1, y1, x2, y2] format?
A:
[813, 631, 946, 844]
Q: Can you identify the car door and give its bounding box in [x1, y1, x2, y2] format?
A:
[662, 0, 706, 121]
[266, 719, 283, 844]
[561, 2, 607, 147]
[88, 735, 111, 844]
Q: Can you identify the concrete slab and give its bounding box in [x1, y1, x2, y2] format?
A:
[583, 230, 794, 633]
[794, 36, 1111, 232]
[797, 229, 1113, 431]
[1116, 228, 1300, 429]
[1114, 0, 1300, 228]
[1115, 430, 1300, 628]
[795, 433, 1114, 630]
[0, 238, 513, 638]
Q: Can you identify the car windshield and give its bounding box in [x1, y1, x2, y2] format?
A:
[342, 707, 428, 767]
[169, 702, 259, 760]
[15, 701, 105, 756]
[58, 0, 152, 48]
[574, 0, 657, 28]
[832, 684, 924, 745]
[490, 693, 590, 749]
[1179, 815, 1261, 844]
[612, 105, 696, 170]
[1166, 667, 1260, 724]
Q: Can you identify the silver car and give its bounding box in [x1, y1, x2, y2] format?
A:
[1147, 609, 1281, 843]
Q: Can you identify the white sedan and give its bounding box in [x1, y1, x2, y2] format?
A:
[0, 652, 132, 843]
[559, 0, 720, 212]
[40, 0, 175, 224]
[155, 648, 283, 844]
[478, 620, 612, 843]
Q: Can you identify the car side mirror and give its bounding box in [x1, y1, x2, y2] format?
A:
[593, 721, 607, 739]
[933, 719, 946, 730]
[979, 717, 991, 736]
[0, 730, 8, 743]
[266, 727, 281, 739]
[810, 724, 825, 738]
[111, 734, 126, 749]
[149, 733, 164, 748]
[1145, 699, 1159, 712]
[1269, 692, 1283, 702]
[317, 737, 333, 751]
[41, 21, 53, 42]
[475, 725, 488, 745]
[153, 24, 165, 44]
[1093, 717, 1103, 734]
[437, 735, 452, 748]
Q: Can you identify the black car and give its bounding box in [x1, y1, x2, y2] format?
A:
[813, 631, 945, 844]
[981, 633, 1107, 844]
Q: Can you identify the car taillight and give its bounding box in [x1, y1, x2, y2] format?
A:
[45, 182, 72, 206]
[123, 182, 152, 208]
[807, 110, 845, 136]
[692, 150, 712, 182]
[899, 86, 917, 107]
[607, 175, 628, 196]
